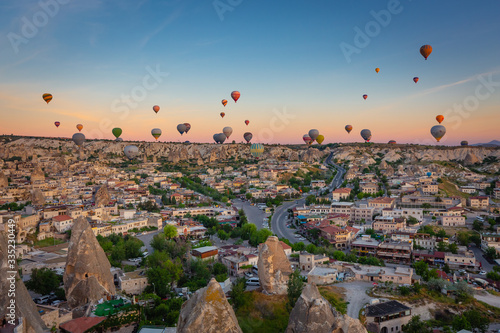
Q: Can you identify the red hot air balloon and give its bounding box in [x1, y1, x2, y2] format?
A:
[231, 91, 240, 102]
[220, 112, 225, 118]
[420, 44, 432, 60]
[153, 105, 160, 113]
[222, 99, 227, 107]
[413, 77, 419, 83]
[54, 121, 60, 128]
[363, 94, 368, 100]
[245, 120, 249, 126]
[436, 115, 444, 124]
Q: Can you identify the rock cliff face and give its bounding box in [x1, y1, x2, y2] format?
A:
[64, 217, 116, 308]
[31, 189, 45, 206]
[0, 171, 8, 187]
[31, 164, 45, 183]
[94, 186, 111, 208]
[0, 232, 48, 333]
[286, 284, 367, 333]
[257, 236, 293, 295]
[177, 278, 242, 333]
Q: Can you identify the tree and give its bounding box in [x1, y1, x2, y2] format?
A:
[407, 216, 418, 225]
[452, 315, 472, 332]
[448, 242, 458, 254]
[402, 315, 430, 333]
[292, 242, 305, 252]
[217, 229, 230, 241]
[163, 225, 178, 239]
[305, 244, 317, 254]
[287, 269, 304, 309]
[473, 220, 483, 232]
[231, 278, 248, 310]
[421, 203, 432, 209]
[26, 268, 61, 295]
[457, 231, 470, 246]
[485, 246, 498, 259]
[245, 193, 252, 200]
[464, 309, 489, 333]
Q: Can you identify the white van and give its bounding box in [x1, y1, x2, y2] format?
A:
[246, 277, 260, 286]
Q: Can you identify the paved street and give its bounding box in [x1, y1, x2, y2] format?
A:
[470, 244, 493, 272]
[272, 198, 310, 245]
[136, 229, 161, 254]
[335, 281, 375, 319]
[232, 199, 269, 230]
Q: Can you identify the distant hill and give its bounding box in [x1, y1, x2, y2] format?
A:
[472, 140, 500, 147]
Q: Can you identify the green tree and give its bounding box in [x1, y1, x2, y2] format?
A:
[124, 237, 144, 259]
[305, 244, 317, 254]
[230, 278, 248, 310]
[402, 315, 431, 333]
[473, 220, 483, 232]
[485, 246, 498, 259]
[217, 229, 230, 241]
[421, 203, 432, 209]
[448, 242, 458, 254]
[457, 231, 470, 246]
[464, 309, 489, 333]
[163, 225, 178, 239]
[26, 268, 61, 295]
[287, 269, 304, 309]
[292, 242, 305, 252]
[245, 193, 252, 200]
[452, 315, 472, 332]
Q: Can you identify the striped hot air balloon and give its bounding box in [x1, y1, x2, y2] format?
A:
[42, 93, 53, 104]
[250, 143, 264, 158]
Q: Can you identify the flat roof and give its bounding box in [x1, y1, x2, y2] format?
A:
[366, 300, 411, 317]
[309, 266, 338, 276]
[192, 246, 218, 253]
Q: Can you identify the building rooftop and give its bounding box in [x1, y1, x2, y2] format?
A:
[365, 300, 411, 317]
[308, 266, 338, 276]
[120, 270, 147, 281]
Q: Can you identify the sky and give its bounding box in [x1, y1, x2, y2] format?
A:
[0, 0, 499, 145]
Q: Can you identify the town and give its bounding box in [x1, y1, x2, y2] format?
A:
[1, 136, 500, 333]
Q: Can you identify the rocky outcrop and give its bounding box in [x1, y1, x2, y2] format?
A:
[177, 278, 242, 333]
[0, 171, 8, 187]
[31, 164, 45, 183]
[286, 284, 367, 333]
[64, 217, 116, 308]
[94, 186, 111, 208]
[0, 232, 48, 333]
[31, 189, 45, 206]
[464, 152, 480, 165]
[257, 236, 292, 295]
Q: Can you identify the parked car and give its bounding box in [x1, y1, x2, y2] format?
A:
[246, 278, 260, 286]
[34, 295, 50, 304]
[244, 272, 253, 278]
[51, 300, 64, 306]
[479, 271, 487, 275]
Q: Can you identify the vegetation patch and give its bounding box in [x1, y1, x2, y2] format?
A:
[318, 286, 348, 314]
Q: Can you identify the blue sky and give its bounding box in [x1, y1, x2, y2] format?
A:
[1, 0, 499, 144]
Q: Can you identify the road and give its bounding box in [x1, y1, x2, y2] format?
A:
[136, 229, 161, 254]
[335, 281, 375, 319]
[324, 152, 346, 191]
[232, 199, 269, 230]
[271, 198, 310, 245]
[470, 244, 494, 272]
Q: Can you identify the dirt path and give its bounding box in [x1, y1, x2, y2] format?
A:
[334, 281, 375, 319]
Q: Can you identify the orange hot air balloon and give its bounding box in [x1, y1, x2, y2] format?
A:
[413, 77, 419, 83]
[420, 44, 432, 60]
[42, 93, 53, 104]
[363, 94, 368, 100]
[345, 125, 353, 134]
[231, 91, 240, 102]
[220, 112, 225, 118]
[153, 105, 160, 113]
[76, 124, 83, 132]
[245, 120, 249, 126]
[436, 115, 444, 124]
[375, 68, 380, 73]
[54, 121, 60, 128]
[222, 99, 228, 107]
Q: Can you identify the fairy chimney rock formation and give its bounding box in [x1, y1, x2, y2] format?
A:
[177, 278, 243, 333]
[64, 217, 116, 308]
[31, 164, 45, 183]
[0, 171, 8, 187]
[257, 236, 293, 295]
[31, 189, 45, 206]
[286, 283, 367, 333]
[94, 186, 111, 208]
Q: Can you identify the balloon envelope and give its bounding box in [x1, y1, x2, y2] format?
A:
[153, 105, 160, 113]
[388, 140, 396, 144]
[54, 121, 60, 128]
[430, 125, 446, 142]
[222, 99, 227, 107]
[413, 77, 419, 83]
[177, 123, 187, 135]
[436, 115, 444, 124]
[115, 138, 123, 142]
[231, 91, 240, 102]
[112, 128, 122, 139]
[151, 128, 162, 140]
[244, 132, 253, 143]
[363, 94, 368, 100]
[250, 143, 264, 158]
[220, 112, 225, 118]
[124, 145, 139, 160]
[345, 125, 353, 134]
[303, 134, 312, 145]
[426, 172, 432, 177]
[42, 93, 53, 104]
[360, 129, 372, 142]
[461, 140, 469, 146]
[316, 135, 324, 145]
[72, 133, 85, 146]
[245, 120, 250, 126]
[375, 68, 380, 73]
[420, 44, 432, 60]
[76, 124, 83, 132]
[184, 123, 191, 133]
[214, 133, 226, 144]
[308, 129, 319, 141]
[223, 126, 233, 138]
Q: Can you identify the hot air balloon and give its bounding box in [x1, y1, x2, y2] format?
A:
[213, 133, 226, 144]
[223, 126, 233, 138]
[222, 99, 228, 107]
[220, 112, 225, 118]
[461, 140, 469, 146]
[231, 91, 240, 103]
[177, 124, 187, 135]
[245, 120, 250, 126]
[42, 93, 53, 104]
[430, 125, 446, 142]
[303, 134, 312, 145]
[244, 132, 253, 143]
[115, 138, 123, 142]
[345, 125, 353, 134]
[72, 133, 85, 146]
[124, 145, 139, 160]
[413, 77, 419, 83]
[76, 124, 83, 132]
[420, 44, 432, 60]
[54, 121, 60, 128]
[250, 143, 264, 158]
[363, 94, 368, 100]
[151, 128, 162, 141]
[388, 140, 397, 144]
[436, 115, 444, 124]
[316, 135, 325, 145]
[375, 68, 380, 73]
[153, 105, 160, 113]
[360, 129, 372, 142]
[426, 172, 432, 177]
[184, 123, 191, 133]
[112, 128, 122, 139]
[308, 129, 319, 141]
